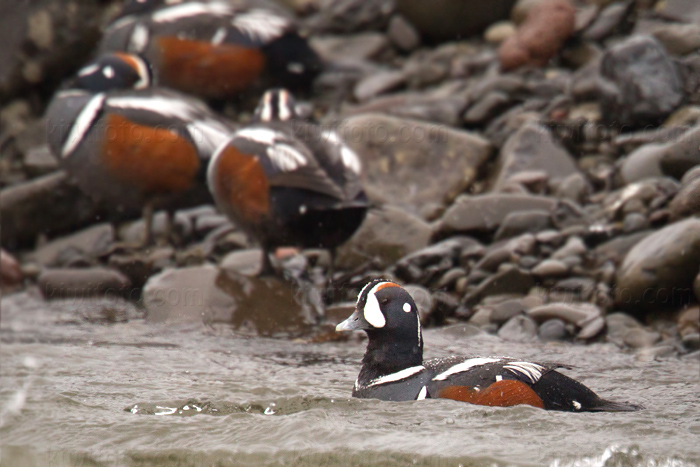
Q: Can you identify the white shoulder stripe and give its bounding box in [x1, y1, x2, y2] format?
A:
[322, 130, 362, 174]
[129, 23, 149, 54]
[366, 365, 425, 388]
[186, 120, 231, 157]
[431, 358, 502, 381]
[416, 386, 428, 400]
[266, 144, 307, 172]
[107, 96, 197, 121]
[503, 362, 545, 384]
[236, 127, 280, 145]
[62, 93, 106, 158]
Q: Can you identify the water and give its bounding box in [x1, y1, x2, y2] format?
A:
[1, 292, 699, 466]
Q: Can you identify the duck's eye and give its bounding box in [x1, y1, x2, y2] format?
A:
[380, 298, 389, 306]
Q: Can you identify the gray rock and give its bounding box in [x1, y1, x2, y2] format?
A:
[38, 267, 131, 300]
[498, 315, 538, 342]
[393, 237, 481, 281]
[396, 0, 517, 41]
[493, 210, 551, 241]
[651, 23, 700, 56]
[552, 236, 586, 260]
[606, 312, 643, 345]
[682, 333, 700, 351]
[438, 194, 556, 235]
[463, 92, 513, 125]
[0, 171, 105, 249]
[403, 284, 434, 323]
[659, 124, 700, 179]
[636, 344, 677, 361]
[615, 218, 700, 314]
[387, 14, 420, 51]
[655, 0, 700, 26]
[30, 223, 113, 267]
[528, 302, 601, 328]
[593, 231, 652, 267]
[490, 299, 526, 324]
[623, 327, 661, 348]
[678, 306, 699, 337]
[310, 33, 390, 61]
[532, 259, 569, 278]
[23, 145, 58, 176]
[582, 1, 632, 41]
[538, 319, 570, 342]
[119, 211, 192, 245]
[308, 0, 394, 33]
[577, 316, 606, 340]
[474, 246, 513, 272]
[340, 114, 491, 216]
[336, 206, 432, 270]
[492, 123, 579, 192]
[681, 166, 700, 186]
[599, 35, 683, 127]
[668, 177, 700, 220]
[220, 249, 264, 276]
[622, 212, 649, 233]
[555, 173, 590, 204]
[465, 266, 535, 307]
[354, 70, 406, 102]
[143, 265, 234, 324]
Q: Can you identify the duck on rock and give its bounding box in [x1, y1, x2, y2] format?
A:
[45, 52, 234, 245]
[336, 280, 644, 412]
[207, 88, 369, 275]
[99, 0, 322, 100]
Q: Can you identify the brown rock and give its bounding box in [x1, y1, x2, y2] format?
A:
[498, 0, 576, 71]
[668, 178, 700, 220]
[1, 249, 23, 288]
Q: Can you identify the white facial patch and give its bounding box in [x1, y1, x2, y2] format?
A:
[102, 66, 115, 79]
[363, 285, 386, 328]
[403, 303, 411, 313]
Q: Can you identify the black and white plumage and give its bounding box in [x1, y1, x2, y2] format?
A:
[99, 0, 321, 99]
[336, 280, 643, 412]
[207, 89, 368, 274]
[45, 53, 234, 244]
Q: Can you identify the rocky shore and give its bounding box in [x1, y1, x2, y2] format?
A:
[1, 0, 699, 360]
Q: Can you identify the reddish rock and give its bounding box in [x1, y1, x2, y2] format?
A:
[1, 249, 23, 288]
[498, 0, 575, 71]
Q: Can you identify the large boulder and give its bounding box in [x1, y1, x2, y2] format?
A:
[340, 113, 491, 217]
[615, 218, 700, 315]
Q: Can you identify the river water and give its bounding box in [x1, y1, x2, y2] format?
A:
[1, 292, 698, 467]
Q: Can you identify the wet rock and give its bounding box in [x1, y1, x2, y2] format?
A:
[308, 0, 394, 33]
[38, 267, 131, 300]
[438, 194, 556, 236]
[636, 344, 677, 361]
[387, 15, 420, 51]
[30, 223, 114, 267]
[119, 211, 193, 245]
[494, 210, 551, 241]
[532, 259, 569, 278]
[582, 1, 633, 42]
[220, 249, 264, 277]
[396, 0, 516, 41]
[465, 266, 535, 306]
[659, 124, 700, 179]
[606, 311, 643, 345]
[622, 212, 649, 233]
[354, 70, 406, 102]
[311, 33, 390, 62]
[599, 35, 684, 127]
[593, 231, 651, 267]
[143, 265, 234, 324]
[108, 248, 174, 289]
[527, 302, 602, 337]
[23, 145, 58, 176]
[216, 270, 318, 335]
[340, 114, 491, 216]
[1, 249, 23, 289]
[490, 299, 526, 325]
[555, 173, 590, 204]
[492, 123, 579, 192]
[393, 237, 480, 282]
[623, 327, 661, 348]
[678, 306, 699, 338]
[651, 23, 700, 56]
[0, 171, 104, 249]
[655, 0, 700, 26]
[538, 319, 571, 342]
[336, 206, 431, 270]
[498, 315, 538, 342]
[615, 218, 700, 314]
[668, 178, 700, 220]
[463, 92, 513, 126]
[498, 0, 575, 71]
[619, 144, 666, 184]
[474, 246, 513, 273]
[551, 236, 586, 260]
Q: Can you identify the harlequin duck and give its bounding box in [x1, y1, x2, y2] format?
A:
[45, 52, 234, 245]
[207, 88, 368, 274]
[336, 280, 643, 412]
[99, 0, 321, 100]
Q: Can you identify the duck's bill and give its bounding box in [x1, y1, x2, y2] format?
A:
[335, 310, 365, 332]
